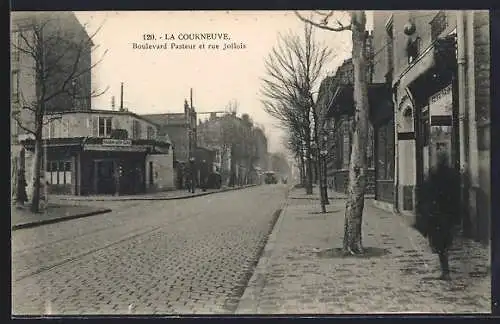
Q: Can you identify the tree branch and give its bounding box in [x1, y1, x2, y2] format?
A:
[12, 113, 36, 136]
[294, 11, 351, 32]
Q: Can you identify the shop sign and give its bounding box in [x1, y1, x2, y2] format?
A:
[429, 84, 452, 116]
[84, 144, 147, 152]
[102, 139, 132, 146]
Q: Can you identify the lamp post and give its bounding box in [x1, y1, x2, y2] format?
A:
[321, 131, 330, 205]
[188, 156, 196, 193]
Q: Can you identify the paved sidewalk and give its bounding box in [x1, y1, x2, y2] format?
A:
[236, 188, 491, 314]
[11, 204, 111, 230]
[51, 184, 257, 202]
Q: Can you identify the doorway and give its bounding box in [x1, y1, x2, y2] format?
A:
[95, 160, 116, 195]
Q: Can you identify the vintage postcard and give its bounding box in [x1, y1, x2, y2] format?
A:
[10, 10, 492, 315]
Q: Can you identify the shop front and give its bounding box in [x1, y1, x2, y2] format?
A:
[393, 36, 458, 217]
[22, 137, 172, 196]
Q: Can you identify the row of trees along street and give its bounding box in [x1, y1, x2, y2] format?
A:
[261, 11, 370, 256]
[197, 103, 267, 187]
[11, 13, 108, 213]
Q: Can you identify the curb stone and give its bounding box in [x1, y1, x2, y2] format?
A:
[53, 184, 258, 202]
[12, 208, 112, 231]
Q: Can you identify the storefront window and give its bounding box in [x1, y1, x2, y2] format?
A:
[46, 160, 72, 185]
[376, 118, 395, 180]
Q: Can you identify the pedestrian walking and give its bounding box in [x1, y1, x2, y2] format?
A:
[418, 153, 461, 280]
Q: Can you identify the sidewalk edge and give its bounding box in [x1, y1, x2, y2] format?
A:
[12, 209, 112, 231]
[235, 194, 289, 314]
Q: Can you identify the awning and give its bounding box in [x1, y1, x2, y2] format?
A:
[326, 83, 393, 119]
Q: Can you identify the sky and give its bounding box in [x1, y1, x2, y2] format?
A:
[74, 11, 373, 153]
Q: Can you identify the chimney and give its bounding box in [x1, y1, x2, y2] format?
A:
[120, 82, 124, 111]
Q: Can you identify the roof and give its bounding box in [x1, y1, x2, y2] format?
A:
[141, 113, 187, 126]
[45, 109, 162, 128]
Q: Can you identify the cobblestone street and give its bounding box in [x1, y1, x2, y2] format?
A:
[236, 188, 491, 314]
[12, 185, 289, 315]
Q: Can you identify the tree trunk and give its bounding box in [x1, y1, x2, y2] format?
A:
[318, 155, 326, 213]
[30, 137, 43, 213]
[342, 11, 369, 255]
[322, 158, 329, 204]
[299, 154, 306, 186]
[305, 141, 313, 195]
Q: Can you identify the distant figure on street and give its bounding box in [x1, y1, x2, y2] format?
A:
[187, 158, 196, 193]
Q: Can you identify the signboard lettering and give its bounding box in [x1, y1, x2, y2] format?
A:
[102, 139, 132, 146]
[429, 84, 453, 116]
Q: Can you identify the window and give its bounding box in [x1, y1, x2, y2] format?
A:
[49, 120, 56, 138]
[132, 120, 142, 139]
[147, 126, 155, 140]
[11, 70, 19, 103]
[98, 116, 113, 137]
[46, 160, 72, 185]
[376, 118, 395, 180]
[430, 10, 448, 41]
[407, 37, 421, 64]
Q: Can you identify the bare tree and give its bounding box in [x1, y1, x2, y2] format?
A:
[261, 22, 333, 197]
[283, 128, 304, 186]
[296, 10, 370, 255]
[11, 13, 108, 213]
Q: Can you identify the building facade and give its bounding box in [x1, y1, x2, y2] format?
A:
[11, 12, 94, 201]
[372, 10, 490, 242]
[317, 37, 377, 195]
[21, 110, 174, 196]
[142, 100, 197, 189]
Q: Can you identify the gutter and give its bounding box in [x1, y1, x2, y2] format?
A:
[457, 11, 467, 175]
[466, 11, 479, 188]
